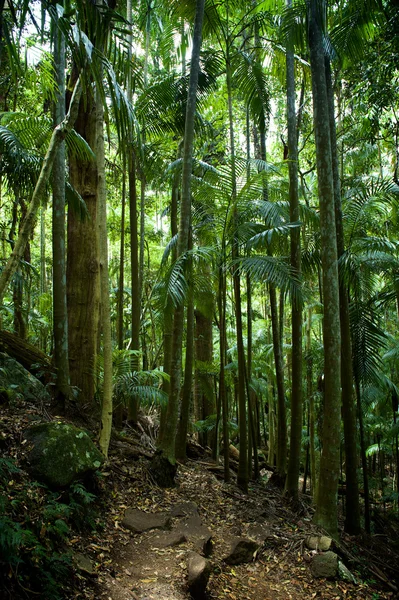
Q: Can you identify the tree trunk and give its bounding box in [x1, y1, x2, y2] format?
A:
[285, 0, 303, 499]
[175, 236, 195, 460]
[52, 17, 71, 406]
[67, 82, 100, 406]
[0, 80, 82, 306]
[325, 58, 361, 534]
[226, 46, 248, 492]
[129, 156, 140, 423]
[308, 0, 341, 537]
[156, 0, 205, 469]
[97, 88, 113, 457]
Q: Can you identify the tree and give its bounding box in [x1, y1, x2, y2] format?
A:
[153, 0, 206, 475]
[308, 0, 341, 537]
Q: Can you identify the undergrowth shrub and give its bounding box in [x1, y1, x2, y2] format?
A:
[0, 457, 99, 599]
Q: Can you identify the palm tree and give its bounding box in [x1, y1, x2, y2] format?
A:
[152, 0, 206, 479]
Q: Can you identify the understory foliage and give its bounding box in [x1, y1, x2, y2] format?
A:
[0, 457, 99, 599]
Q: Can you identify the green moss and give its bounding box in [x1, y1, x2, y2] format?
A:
[25, 422, 104, 488]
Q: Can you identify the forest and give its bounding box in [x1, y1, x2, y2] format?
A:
[0, 0, 399, 599]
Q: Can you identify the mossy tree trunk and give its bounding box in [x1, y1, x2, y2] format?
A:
[308, 0, 341, 537]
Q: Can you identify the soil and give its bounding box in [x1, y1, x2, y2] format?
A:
[1, 400, 399, 600]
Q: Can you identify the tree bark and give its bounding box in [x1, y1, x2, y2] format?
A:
[0, 79, 82, 306]
[308, 0, 341, 537]
[67, 82, 100, 406]
[325, 58, 361, 534]
[285, 0, 303, 499]
[52, 16, 71, 406]
[157, 0, 205, 466]
[97, 88, 113, 457]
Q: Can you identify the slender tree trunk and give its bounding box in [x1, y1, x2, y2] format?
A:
[269, 283, 287, 482]
[355, 375, 371, 533]
[285, 0, 303, 499]
[226, 45, 248, 492]
[97, 88, 113, 457]
[306, 307, 317, 499]
[156, 0, 205, 468]
[158, 184, 178, 444]
[219, 259, 230, 482]
[308, 0, 341, 537]
[175, 237, 195, 460]
[52, 20, 71, 406]
[0, 80, 82, 306]
[129, 156, 140, 423]
[325, 58, 361, 534]
[117, 168, 126, 350]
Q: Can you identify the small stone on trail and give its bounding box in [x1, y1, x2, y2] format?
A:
[176, 514, 213, 557]
[153, 531, 187, 548]
[311, 551, 339, 579]
[74, 553, 96, 577]
[122, 508, 171, 533]
[170, 501, 199, 518]
[224, 538, 259, 565]
[187, 551, 210, 600]
[246, 523, 271, 543]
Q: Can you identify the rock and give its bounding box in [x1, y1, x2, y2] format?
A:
[74, 553, 96, 577]
[187, 551, 210, 600]
[224, 538, 259, 565]
[306, 535, 332, 551]
[338, 561, 357, 583]
[311, 551, 339, 579]
[122, 508, 171, 533]
[247, 523, 271, 544]
[176, 514, 213, 557]
[0, 352, 50, 404]
[170, 501, 199, 518]
[153, 531, 187, 548]
[25, 422, 104, 488]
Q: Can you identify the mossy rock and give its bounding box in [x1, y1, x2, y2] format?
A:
[25, 422, 104, 488]
[0, 352, 50, 403]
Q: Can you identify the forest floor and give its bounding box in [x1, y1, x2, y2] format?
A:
[2, 400, 399, 600]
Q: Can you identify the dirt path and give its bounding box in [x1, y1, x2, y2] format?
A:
[87, 457, 396, 600]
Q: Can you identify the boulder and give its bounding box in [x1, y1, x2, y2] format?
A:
[311, 551, 339, 579]
[187, 551, 210, 600]
[25, 422, 104, 488]
[122, 508, 171, 533]
[224, 538, 259, 565]
[0, 352, 50, 404]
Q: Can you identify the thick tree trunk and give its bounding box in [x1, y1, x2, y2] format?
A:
[308, 0, 341, 537]
[0, 80, 82, 306]
[285, 1, 303, 499]
[325, 58, 361, 534]
[67, 83, 100, 406]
